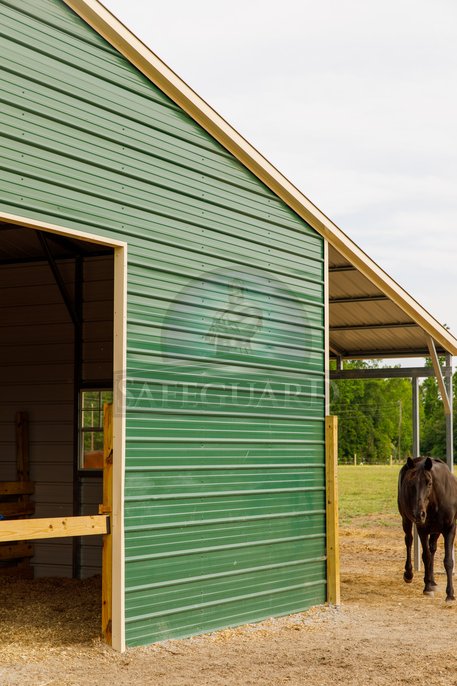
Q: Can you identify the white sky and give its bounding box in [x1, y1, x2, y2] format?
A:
[103, 0, 457, 341]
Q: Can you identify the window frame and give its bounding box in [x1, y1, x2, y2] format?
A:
[78, 387, 113, 472]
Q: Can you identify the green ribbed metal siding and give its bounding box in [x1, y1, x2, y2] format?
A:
[0, 0, 327, 646]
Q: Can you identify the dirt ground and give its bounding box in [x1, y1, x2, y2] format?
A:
[3, 515, 457, 685]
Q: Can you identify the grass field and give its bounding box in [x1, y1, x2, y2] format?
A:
[338, 464, 402, 524]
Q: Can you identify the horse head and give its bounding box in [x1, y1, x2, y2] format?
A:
[406, 456, 434, 525]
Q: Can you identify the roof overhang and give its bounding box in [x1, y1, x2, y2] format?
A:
[63, 0, 457, 358]
[327, 244, 454, 359]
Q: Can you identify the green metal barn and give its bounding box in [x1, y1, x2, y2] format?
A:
[0, 0, 456, 651]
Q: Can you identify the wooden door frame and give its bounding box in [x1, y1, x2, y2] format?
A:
[0, 212, 127, 652]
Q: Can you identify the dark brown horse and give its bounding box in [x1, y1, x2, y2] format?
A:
[398, 456, 457, 601]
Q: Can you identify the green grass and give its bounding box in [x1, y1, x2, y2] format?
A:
[338, 464, 402, 524]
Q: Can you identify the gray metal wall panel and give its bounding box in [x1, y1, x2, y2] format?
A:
[80, 476, 103, 577]
[0, 255, 111, 577]
[0, 260, 74, 576]
[82, 255, 114, 382]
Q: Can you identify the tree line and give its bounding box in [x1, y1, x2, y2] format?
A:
[330, 360, 456, 464]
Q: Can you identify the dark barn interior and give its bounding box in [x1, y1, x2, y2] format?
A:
[0, 223, 114, 579]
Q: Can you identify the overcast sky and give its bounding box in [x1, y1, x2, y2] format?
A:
[103, 0, 457, 341]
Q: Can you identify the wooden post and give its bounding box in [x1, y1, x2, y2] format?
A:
[13, 411, 33, 577]
[326, 415, 340, 606]
[15, 412, 30, 483]
[0, 515, 109, 542]
[101, 403, 113, 645]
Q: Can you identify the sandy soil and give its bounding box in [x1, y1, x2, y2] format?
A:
[3, 515, 457, 685]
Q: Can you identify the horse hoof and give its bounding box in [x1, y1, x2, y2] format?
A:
[446, 596, 455, 603]
[403, 573, 413, 584]
[423, 590, 435, 597]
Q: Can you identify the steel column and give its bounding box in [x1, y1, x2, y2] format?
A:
[412, 376, 421, 571]
[445, 353, 454, 472]
[412, 376, 420, 458]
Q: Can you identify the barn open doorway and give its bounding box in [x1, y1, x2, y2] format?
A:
[0, 220, 121, 646]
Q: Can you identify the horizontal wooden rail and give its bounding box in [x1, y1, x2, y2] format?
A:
[0, 515, 109, 543]
[0, 481, 34, 496]
[0, 502, 35, 518]
[0, 542, 34, 561]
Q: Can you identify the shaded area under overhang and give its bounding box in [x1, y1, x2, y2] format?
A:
[328, 244, 457, 359]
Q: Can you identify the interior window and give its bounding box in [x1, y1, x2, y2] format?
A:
[80, 389, 113, 470]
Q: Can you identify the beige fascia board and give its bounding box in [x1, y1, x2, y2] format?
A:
[112, 242, 127, 652]
[1, 211, 126, 248]
[63, 0, 457, 356]
[324, 240, 330, 415]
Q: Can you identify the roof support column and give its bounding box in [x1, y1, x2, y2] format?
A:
[426, 335, 452, 416]
[445, 353, 454, 472]
[412, 376, 420, 459]
[412, 376, 421, 571]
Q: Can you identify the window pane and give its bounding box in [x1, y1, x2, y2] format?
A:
[82, 390, 100, 409]
[82, 411, 90, 429]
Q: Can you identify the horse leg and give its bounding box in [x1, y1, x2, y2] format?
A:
[402, 517, 413, 583]
[429, 532, 440, 589]
[443, 524, 456, 602]
[417, 528, 434, 595]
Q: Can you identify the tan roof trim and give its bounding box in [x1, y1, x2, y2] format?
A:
[63, 0, 457, 356]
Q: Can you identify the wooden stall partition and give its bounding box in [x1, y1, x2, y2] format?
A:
[0, 412, 35, 577]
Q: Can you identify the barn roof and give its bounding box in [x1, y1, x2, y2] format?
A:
[63, 0, 457, 359]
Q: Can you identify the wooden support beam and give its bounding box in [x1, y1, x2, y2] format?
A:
[0, 515, 109, 543]
[0, 542, 34, 560]
[15, 412, 30, 481]
[0, 482, 34, 496]
[426, 335, 451, 416]
[102, 402, 113, 646]
[325, 415, 340, 606]
[0, 502, 35, 518]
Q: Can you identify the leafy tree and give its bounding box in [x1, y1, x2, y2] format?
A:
[331, 358, 456, 464]
[420, 369, 457, 458]
[331, 361, 414, 464]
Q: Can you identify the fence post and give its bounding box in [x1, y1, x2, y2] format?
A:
[326, 415, 340, 605]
